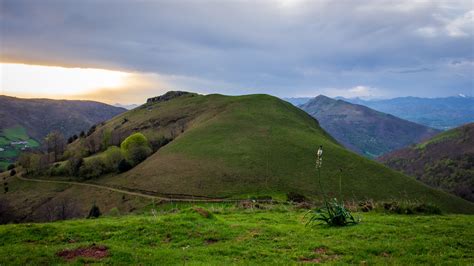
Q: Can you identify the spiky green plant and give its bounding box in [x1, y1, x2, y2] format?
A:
[307, 146, 359, 227]
[307, 198, 358, 226]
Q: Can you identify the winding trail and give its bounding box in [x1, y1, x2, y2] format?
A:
[15, 175, 263, 203]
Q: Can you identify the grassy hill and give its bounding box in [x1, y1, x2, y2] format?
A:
[0, 95, 126, 171]
[379, 123, 474, 202]
[63, 92, 474, 214]
[299, 95, 440, 158]
[0, 204, 473, 264]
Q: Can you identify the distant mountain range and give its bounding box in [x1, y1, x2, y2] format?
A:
[299, 95, 440, 158]
[0, 95, 125, 170]
[343, 96, 474, 130]
[285, 95, 474, 130]
[114, 103, 139, 110]
[379, 123, 474, 202]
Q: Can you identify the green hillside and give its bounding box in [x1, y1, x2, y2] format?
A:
[68, 92, 473, 213]
[379, 123, 474, 202]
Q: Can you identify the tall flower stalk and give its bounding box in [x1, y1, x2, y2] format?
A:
[306, 145, 358, 227]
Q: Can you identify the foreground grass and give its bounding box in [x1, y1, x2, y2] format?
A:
[0, 204, 473, 265]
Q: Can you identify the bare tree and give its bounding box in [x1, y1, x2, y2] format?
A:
[44, 131, 66, 162]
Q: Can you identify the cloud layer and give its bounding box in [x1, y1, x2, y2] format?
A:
[1, 0, 473, 101]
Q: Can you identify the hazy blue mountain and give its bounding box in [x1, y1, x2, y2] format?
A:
[300, 95, 440, 158]
[341, 96, 474, 130]
[114, 103, 139, 110]
[282, 97, 312, 106]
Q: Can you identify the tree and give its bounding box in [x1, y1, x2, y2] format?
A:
[66, 156, 84, 176]
[44, 131, 66, 162]
[7, 164, 15, 171]
[18, 153, 32, 173]
[120, 133, 152, 165]
[9, 169, 16, 176]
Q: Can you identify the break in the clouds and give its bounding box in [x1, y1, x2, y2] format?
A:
[1, 0, 473, 103]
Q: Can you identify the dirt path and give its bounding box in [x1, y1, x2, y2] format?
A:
[15, 175, 256, 203]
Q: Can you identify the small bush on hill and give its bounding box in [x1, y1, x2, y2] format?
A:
[121, 133, 152, 166]
[9, 169, 16, 176]
[383, 201, 441, 215]
[49, 163, 69, 176]
[7, 164, 15, 170]
[150, 136, 172, 152]
[286, 192, 307, 203]
[103, 146, 124, 172]
[108, 207, 120, 217]
[79, 157, 107, 179]
[87, 203, 101, 218]
[66, 156, 84, 177]
[86, 125, 97, 137]
[118, 159, 132, 173]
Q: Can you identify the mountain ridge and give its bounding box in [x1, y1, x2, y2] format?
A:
[378, 122, 474, 202]
[299, 95, 440, 158]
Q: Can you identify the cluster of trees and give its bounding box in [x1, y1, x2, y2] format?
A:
[18, 132, 157, 180]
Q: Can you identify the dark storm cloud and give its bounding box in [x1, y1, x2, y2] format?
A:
[1, 0, 473, 98]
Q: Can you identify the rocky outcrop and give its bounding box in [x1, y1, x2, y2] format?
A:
[146, 91, 193, 104]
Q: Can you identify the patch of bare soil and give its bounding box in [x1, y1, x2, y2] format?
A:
[299, 247, 340, 264]
[205, 238, 219, 244]
[57, 244, 109, 261]
[193, 207, 212, 218]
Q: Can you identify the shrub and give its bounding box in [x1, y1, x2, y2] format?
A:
[103, 146, 124, 172]
[79, 157, 107, 179]
[414, 203, 442, 215]
[86, 125, 96, 137]
[358, 200, 374, 212]
[7, 164, 15, 171]
[121, 133, 152, 165]
[9, 169, 16, 176]
[306, 198, 358, 227]
[87, 203, 101, 219]
[66, 156, 84, 176]
[49, 163, 69, 176]
[108, 207, 120, 217]
[150, 136, 172, 152]
[383, 201, 441, 215]
[118, 159, 132, 173]
[286, 192, 307, 203]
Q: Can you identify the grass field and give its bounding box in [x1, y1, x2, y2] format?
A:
[0, 203, 472, 265]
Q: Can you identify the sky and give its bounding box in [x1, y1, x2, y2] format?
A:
[1, 0, 473, 104]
